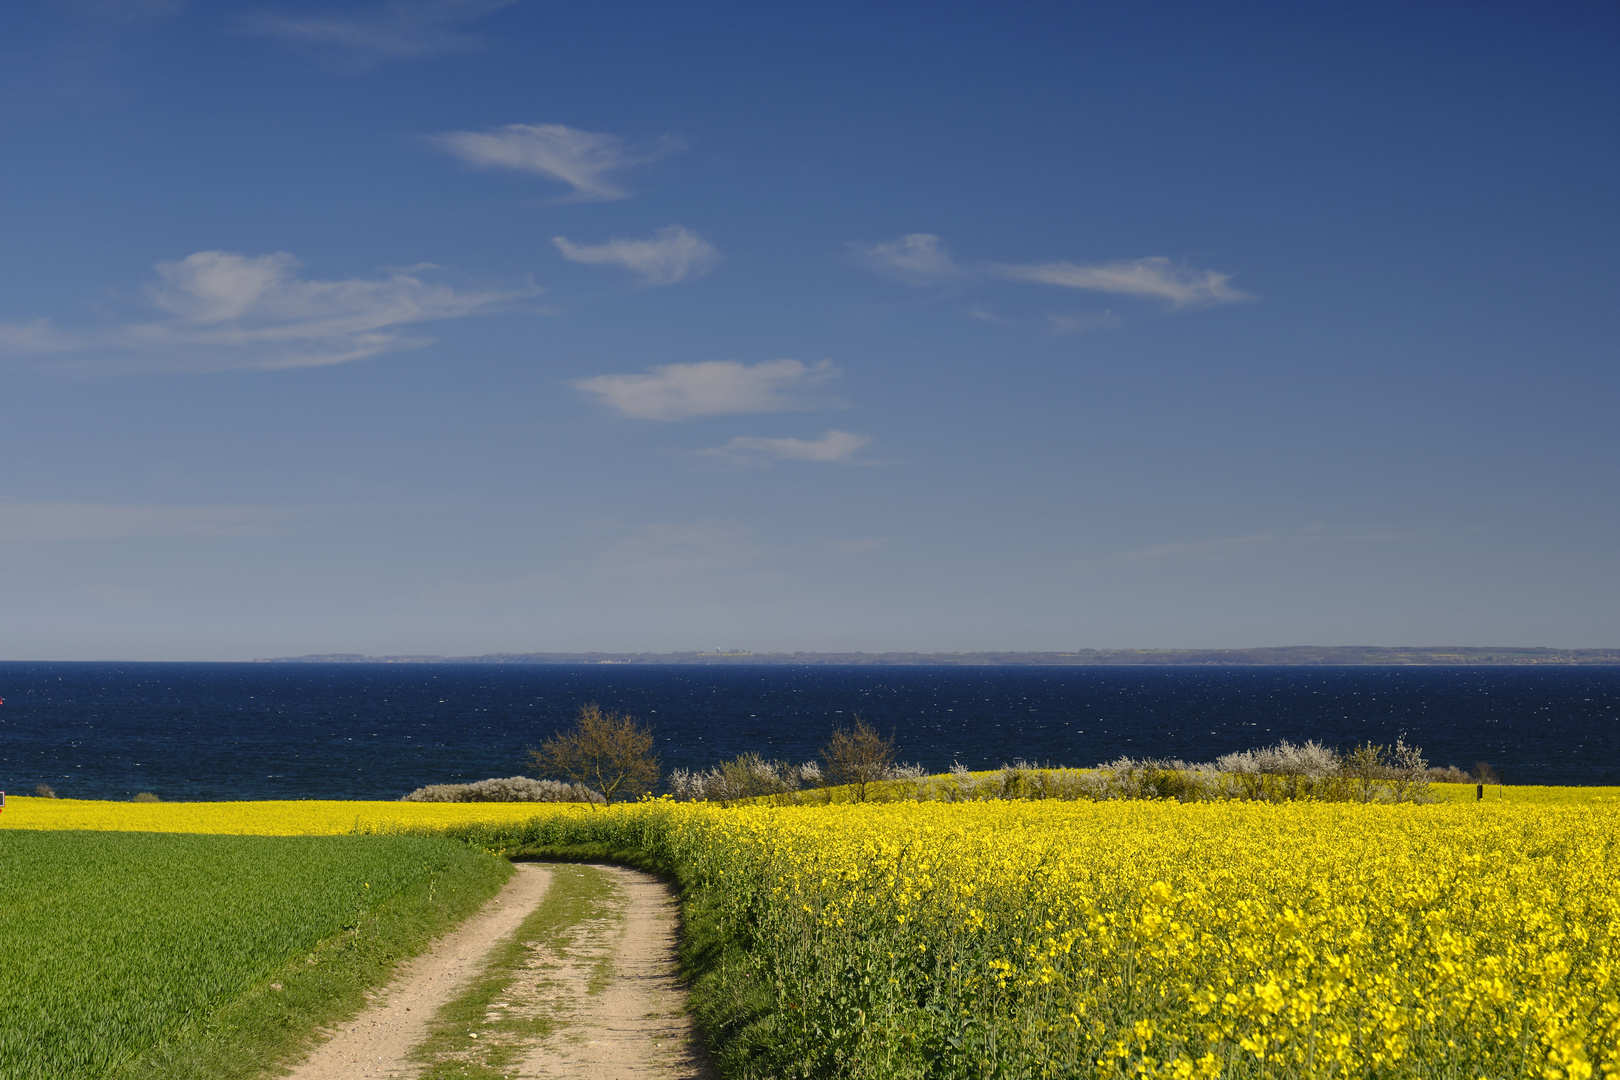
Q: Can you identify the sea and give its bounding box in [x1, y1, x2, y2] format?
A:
[1, 662, 1616, 801]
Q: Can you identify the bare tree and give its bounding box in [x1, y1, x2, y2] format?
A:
[821, 716, 895, 802]
[529, 704, 660, 804]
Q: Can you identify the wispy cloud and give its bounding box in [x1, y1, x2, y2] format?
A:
[854, 236, 1253, 313]
[0, 251, 533, 373]
[553, 226, 717, 285]
[0, 499, 296, 542]
[848, 233, 961, 285]
[992, 256, 1251, 307]
[1123, 525, 1419, 562]
[966, 306, 1014, 325]
[245, 0, 516, 65]
[698, 429, 871, 466]
[593, 521, 767, 580]
[426, 122, 675, 202]
[0, 320, 83, 354]
[570, 359, 840, 421]
[1046, 310, 1121, 336]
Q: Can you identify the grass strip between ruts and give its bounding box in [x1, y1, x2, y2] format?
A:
[409, 862, 621, 1080]
[500, 844, 762, 1080]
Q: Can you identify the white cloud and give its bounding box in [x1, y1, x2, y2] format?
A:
[1046, 310, 1121, 336]
[427, 122, 674, 202]
[553, 226, 717, 285]
[570, 359, 840, 421]
[0, 499, 295, 542]
[0, 250, 533, 373]
[700, 429, 872, 466]
[992, 256, 1251, 307]
[244, 0, 515, 64]
[849, 233, 961, 284]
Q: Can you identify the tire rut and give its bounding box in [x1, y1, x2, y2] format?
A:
[279, 862, 712, 1080]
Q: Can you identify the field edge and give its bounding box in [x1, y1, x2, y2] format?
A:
[114, 838, 512, 1080]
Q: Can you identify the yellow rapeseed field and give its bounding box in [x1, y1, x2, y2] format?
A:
[0, 795, 581, 835]
[1428, 782, 1620, 805]
[649, 800, 1620, 1078]
[9, 794, 1616, 1077]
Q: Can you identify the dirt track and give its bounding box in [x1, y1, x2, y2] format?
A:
[281, 862, 711, 1080]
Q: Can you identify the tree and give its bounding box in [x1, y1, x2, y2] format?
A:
[529, 704, 660, 804]
[820, 716, 895, 802]
[1341, 740, 1387, 803]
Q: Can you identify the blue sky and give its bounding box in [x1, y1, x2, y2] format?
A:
[1, 0, 1615, 659]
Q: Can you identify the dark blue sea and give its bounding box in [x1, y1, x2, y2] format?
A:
[1, 662, 1616, 800]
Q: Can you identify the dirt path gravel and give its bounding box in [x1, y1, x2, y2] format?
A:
[512, 865, 711, 1080]
[282, 863, 555, 1080]
[279, 861, 712, 1080]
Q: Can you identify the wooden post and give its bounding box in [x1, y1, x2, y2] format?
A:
[1476, 783, 1483, 801]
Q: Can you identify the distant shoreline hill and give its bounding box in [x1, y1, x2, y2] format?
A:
[257, 647, 1620, 666]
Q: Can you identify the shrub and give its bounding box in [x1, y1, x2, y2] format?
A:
[32, 784, 56, 799]
[400, 776, 604, 804]
[1095, 737, 1433, 804]
[947, 760, 1089, 802]
[670, 753, 819, 805]
[683, 738, 1442, 809]
[131, 792, 161, 803]
[1216, 738, 1340, 778]
[852, 739, 1438, 807]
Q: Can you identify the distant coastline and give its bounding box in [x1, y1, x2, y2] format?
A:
[255, 647, 1620, 666]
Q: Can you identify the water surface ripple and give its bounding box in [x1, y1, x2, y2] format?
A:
[1, 662, 1615, 800]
